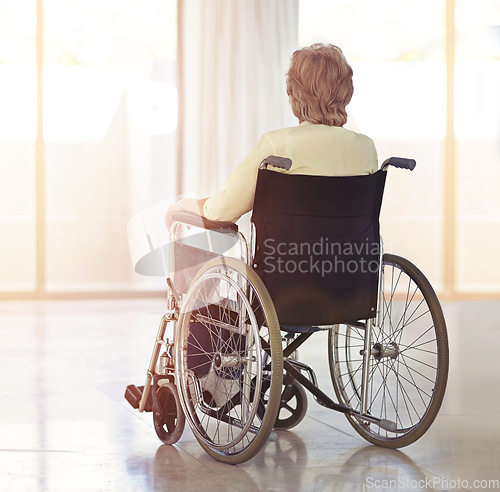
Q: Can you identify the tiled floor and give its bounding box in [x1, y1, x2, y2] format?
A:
[1, 299, 499, 491]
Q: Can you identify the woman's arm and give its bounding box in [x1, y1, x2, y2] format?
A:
[203, 134, 275, 222]
[166, 132, 274, 228]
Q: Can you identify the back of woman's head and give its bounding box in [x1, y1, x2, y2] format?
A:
[286, 43, 353, 127]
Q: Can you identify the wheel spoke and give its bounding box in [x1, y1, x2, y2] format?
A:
[175, 258, 282, 463]
[329, 254, 448, 446]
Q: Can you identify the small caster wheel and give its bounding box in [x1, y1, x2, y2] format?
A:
[153, 381, 185, 444]
[274, 375, 308, 430]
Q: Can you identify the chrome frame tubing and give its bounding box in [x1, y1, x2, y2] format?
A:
[359, 238, 384, 416]
[139, 314, 169, 412]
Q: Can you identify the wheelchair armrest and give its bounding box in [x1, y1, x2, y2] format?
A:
[170, 211, 238, 233]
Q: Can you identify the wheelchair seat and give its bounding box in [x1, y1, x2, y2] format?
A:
[251, 168, 386, 327]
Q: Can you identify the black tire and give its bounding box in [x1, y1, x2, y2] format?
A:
[329, 254, 449, 447]
[153, 381, 185, 445]
[175, 257, 283, 464]
[274, 374, 308, 430]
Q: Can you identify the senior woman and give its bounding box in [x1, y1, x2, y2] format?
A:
[165, 43, 377, 227]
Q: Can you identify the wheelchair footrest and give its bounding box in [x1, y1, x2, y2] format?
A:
[124, 384, 153, 412]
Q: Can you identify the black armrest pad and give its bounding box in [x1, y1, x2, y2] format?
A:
[170, 211, 238, 233]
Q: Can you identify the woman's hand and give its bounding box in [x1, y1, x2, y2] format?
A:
[164, 198, 208, 230]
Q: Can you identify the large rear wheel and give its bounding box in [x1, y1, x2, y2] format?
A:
[329, 254, 449, 447]
[175, 257, 283, 464]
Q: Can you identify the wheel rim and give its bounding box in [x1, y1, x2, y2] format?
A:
[175, 260, 279, 456]
[331, 257, 445, 441]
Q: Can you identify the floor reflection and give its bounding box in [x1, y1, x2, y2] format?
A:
[1, 299, 499, 491]
[327, 446, 439, 492]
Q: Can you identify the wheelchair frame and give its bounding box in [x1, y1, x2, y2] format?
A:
[125, 157, 449, 464]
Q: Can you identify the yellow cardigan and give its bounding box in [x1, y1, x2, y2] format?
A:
[203, 121, 378, 223]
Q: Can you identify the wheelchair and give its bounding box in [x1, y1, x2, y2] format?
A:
[125, 156, 449, 465]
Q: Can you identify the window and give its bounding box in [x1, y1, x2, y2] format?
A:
[455, 0, 500, 293]
[300, 0, 446, 291]
[0, 0, 177, 295]
[0, 0, 37, 291]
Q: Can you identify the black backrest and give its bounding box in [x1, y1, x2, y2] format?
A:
[251, 169, 387, 326]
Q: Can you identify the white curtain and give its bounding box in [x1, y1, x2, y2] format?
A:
[179, 0, 299, 204]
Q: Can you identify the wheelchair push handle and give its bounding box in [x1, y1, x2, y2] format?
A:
[260, 155, 293, 171]
[381, 157, 416, 171]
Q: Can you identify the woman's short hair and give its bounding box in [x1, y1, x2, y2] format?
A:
[286, 43, 353, 127]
